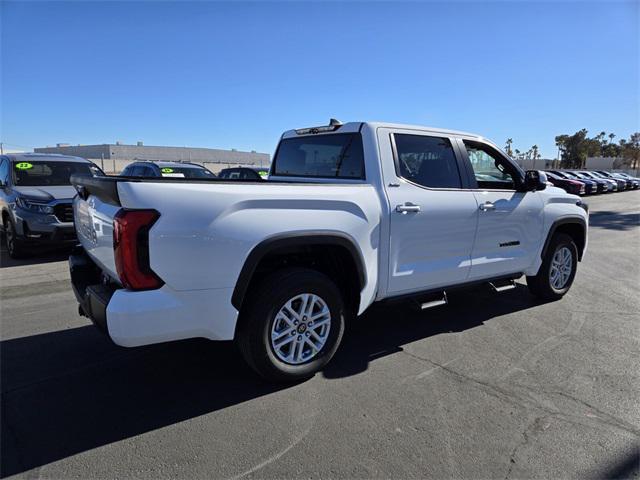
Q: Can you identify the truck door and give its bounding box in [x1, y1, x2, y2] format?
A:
[456, 139, 544, 280]
[380, 129, 479, 296]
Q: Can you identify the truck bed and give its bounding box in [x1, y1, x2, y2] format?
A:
[70, 174, 382, 312]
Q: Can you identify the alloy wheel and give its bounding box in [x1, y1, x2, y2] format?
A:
[549, 246, 573, 290]
[270, 293, 332, 365]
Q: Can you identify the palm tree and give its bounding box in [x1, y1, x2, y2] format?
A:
[505, 138, 513, 157]
[531, 148, 538, 168]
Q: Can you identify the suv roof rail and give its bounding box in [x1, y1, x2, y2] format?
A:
[131, 158, 204, 167]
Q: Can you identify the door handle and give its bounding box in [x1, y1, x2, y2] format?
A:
[396, 202, 421, 214]
[479, 202, 496, 211]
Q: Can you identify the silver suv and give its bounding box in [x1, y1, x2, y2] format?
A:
[0, 153, 103, 258]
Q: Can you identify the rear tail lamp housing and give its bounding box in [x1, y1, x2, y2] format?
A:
[113, 209, 164, 290]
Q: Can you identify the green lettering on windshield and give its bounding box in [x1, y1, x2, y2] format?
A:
[15, 162, 33, 170]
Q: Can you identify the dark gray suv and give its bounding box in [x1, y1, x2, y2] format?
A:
[0, 153, 103, 258]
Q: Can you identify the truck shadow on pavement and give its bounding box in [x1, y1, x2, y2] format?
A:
[324, 284, 537, 379]
[0, 244, 71, 268]
[1, 284, 538, 478]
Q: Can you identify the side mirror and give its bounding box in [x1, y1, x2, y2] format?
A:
[524, 170, 547, 192]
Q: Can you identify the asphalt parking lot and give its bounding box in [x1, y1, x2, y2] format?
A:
[1, 191, 639, 479]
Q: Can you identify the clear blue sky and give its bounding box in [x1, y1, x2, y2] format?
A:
[1, 1, 638, 158]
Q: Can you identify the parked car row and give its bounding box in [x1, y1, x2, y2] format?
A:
[544, 169, 639, 195]
[1, 155, 271, 258]
[119, 161, 269, 181]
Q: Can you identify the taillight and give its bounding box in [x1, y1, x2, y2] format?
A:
[113, 209, 164, 290]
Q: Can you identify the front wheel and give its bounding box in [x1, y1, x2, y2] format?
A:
[527, 233, 578, 301]
[3, 217, 26, 259]
[237, 268, 346, 382]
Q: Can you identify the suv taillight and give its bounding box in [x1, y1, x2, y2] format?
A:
[113, 209, 164, 290]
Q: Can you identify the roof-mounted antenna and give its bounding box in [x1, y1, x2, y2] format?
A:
[329, 118, 343, 127]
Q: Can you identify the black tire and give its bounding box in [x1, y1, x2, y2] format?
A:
[527, 233, 578, 301]
[3, 217, 26, 259]
[237, 268, 346, 382]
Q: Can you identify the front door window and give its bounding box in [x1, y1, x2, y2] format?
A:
[464, 141, 520, 190]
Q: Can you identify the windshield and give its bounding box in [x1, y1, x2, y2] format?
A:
[159, 167, 215, 178]
[12, 161, 101, 186]
[569, 172, 588, 179]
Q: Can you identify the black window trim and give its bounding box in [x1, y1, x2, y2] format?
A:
[149, 164, 161, 176]
[146, 165, 160, 177]
[456, 137, 525, 192]
[271, 132, 366, 181]
[390, 132, 471, 191]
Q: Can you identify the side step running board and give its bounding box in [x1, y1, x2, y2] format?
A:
[489, 280, 517, 292]
[420, 291, 448, 310]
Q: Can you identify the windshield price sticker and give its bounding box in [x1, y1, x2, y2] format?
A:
[15, 162, 33, 170]
[161, 168, 174, 173]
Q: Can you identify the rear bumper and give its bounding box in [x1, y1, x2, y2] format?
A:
[69, 247, 116, 335]
[69, 246, 239, 346]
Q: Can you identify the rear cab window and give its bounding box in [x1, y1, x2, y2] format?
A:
[272, 133, 365, 180]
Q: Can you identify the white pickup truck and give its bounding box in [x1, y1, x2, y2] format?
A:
[69, 120, 588, 381]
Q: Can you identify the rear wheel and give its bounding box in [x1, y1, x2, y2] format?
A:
[237, 268, 346, 382]
[527, 233, 577, 301]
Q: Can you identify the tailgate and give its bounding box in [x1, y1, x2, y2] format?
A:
[72, 176, 121, 280]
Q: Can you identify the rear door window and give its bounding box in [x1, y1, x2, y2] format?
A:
[130, 165, 145, 176]
[393, 134, 462, 189]
[142, 166, 157, 177]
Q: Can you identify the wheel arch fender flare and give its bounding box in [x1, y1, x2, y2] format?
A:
[540, 217, 587, 262]
[231, 231, 367, 311]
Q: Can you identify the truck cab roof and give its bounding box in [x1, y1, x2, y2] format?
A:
[281, 121, 485, 142]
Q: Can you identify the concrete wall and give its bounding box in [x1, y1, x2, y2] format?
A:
[514, 158, 559, 170]
[35, 144, 111, 159]
[586, 157, 626, 170]
[106, 144, 270, 165]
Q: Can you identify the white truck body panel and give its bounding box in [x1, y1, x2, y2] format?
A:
[71, 121, 588, 349]
[467, 189, 545, 280]
[116, 180, 382, 310]
[74, 194, 120, 278]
